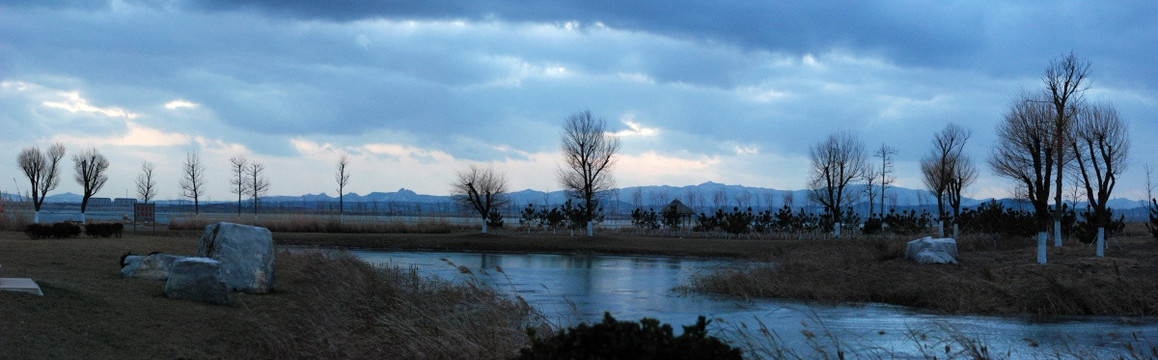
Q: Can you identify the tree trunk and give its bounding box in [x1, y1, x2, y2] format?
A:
[1054, 220, 1062, 247]
[1096, 227, 1105, 257]
[1037, 232, 1047, 265]
[586, 221, 593, 237]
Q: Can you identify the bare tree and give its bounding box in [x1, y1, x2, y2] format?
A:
[807, 131, 868, 236]
[335, 153, 351, 215]
[875, 144, 897, 215]
[862, 163, 878, 217]
[735, 188, 752, 209]
[921, 123, 972, 234]
[684, 188, 700, 213]
[946, 153, 978, 228]
[229, 155, 248, 215]
[73, 147, 110, 224]
[557, 110, 621, 237]
[248, 161, 270, 215]
[17, 143, 66, 223]
[136, 161, 156, 204]
[179, 152, 206, 215]
[1044, 52, 1090, 244]
[712, 187, 727, 211]
[631, 187, 643, 210]
[1071, 102, 1129, 243]
[649, 190, 669, 209]
[1146, 164, 1156, 203]
[452, 164, 509, 234]
[989, 95, 1056, 229]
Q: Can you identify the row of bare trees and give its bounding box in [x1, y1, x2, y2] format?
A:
[452, 109, 621, 237]
[457, 54, 1126, 241]
[17, 144, 113, 223]
[990, 53, 1128, 251]
[15, 144, 282, 221]
[174, 152, 271, 216]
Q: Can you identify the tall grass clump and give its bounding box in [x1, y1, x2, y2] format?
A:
[254, 251, 546, 359]
[0, 196, 33, 231]
[684, 236, 1158, 316]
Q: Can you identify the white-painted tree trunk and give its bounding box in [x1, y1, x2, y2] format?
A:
[482, 219, 488, 234]
[1096, 227, 1105, 257]
[938, 220, 944, 237]
[953, 223, 959, 238]
[587, 221, 593, 237]
[33, 211, 40, 224]
[81, 212, 86, 224]
[833, 222, 841, 239]
[1037, 232, 1047, 264]
[1054, 221, 1062, 247]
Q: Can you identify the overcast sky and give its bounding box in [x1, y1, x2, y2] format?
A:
[1, 1, 1156, 202]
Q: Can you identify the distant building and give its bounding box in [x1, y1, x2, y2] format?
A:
[113, 198, 136, 207]
[88, 197, 113, 207]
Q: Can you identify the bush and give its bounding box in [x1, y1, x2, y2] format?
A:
[881, 209, 932, 235]
[25, 222, 82, 239]
[516, 312, 741, 360]
[486, 208, 504, 229]
[957, 201, 1037, 238]
[84, 222, 124, 238]
[862, 216, 884, 235]
[631, 208, 660, 232]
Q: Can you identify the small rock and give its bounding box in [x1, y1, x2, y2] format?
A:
[164, 257, 229, 305]
[121, 253, 186, 280]
[905, 237, 958, 265]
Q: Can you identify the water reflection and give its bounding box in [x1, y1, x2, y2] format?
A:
[352, 250, 1158, 357]
[353, 250, 722, 326]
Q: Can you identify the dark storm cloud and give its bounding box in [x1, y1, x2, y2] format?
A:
[1, 0, 1156, 198]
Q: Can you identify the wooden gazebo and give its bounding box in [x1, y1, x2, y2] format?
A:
[661, 199, 697, 228]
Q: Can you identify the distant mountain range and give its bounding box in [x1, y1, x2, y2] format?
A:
[9, 182, 1151, 213]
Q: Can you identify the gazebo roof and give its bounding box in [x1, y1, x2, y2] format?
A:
[662, 199, 696, 215]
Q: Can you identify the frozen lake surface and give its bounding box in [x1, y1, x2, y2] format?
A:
[353, 250, 1154, 357]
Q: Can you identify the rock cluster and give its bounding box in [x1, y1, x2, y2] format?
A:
[120, 222, 276, 305]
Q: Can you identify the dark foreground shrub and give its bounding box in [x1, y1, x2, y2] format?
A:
[25, 222, 82, 239]
[1073, 209, 1125, 244]
[84, 223, 124, 238]
[516, 312, 742, 360]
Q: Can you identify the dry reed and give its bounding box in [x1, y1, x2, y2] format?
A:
[685, 235, 1158, 316]
[0, 196, 33, 231]
[251, 250, 546, 359]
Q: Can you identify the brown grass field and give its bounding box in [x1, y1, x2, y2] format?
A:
[0, 230, 545, 359]
[1, 225, 1157, 358]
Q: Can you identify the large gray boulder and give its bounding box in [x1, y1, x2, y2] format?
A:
[197, 222, 275, 293]
[164, 257, 229, 305]
[905, 237, 959, 265]
[121, 253, 187, 280]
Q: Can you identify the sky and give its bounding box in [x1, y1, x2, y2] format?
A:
[1, 1, 1157, 202]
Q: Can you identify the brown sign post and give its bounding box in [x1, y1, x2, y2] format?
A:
[134, 203, 156, 234]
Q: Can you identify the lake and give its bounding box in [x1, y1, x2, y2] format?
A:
[352, 250, 1158, 358]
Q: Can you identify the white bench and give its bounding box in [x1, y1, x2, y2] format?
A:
[0, 264, 45, 296]
[0, 278, 44, 296]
